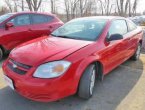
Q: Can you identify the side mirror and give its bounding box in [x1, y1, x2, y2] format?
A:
[107, 34, 123, 42]
[5, 22, 14, 29]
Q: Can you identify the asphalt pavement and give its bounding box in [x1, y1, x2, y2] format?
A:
[0, 53, 145, 110]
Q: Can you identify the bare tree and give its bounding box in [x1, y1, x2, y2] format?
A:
[79, 0, 89, 16]
[132, 0, 139, 16]
[98, 0, 104, 15]
[4, 0, 141, 20]
[97, 0, 115, 15]
[25, 0, 42, 11]
[16, 0, 25, 11]
[4, 0, 13, 12]
[116, 0, 129, 16]
[116, 0, 140, 16]
[50, 0, 56, 13]
[0, 6, 9, 15]
[25, 0, 32, 11]
[116, 0, 124, 16]
[70, 0, 79, 18]
[5, 0, 28, 12]
[128, 0, 131, 17]
[63, 0, 80, 21]
[64, 0, 70, 21]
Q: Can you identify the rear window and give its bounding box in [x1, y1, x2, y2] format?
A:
[127, 20, 137, 31]
[32, 14, 54, 24]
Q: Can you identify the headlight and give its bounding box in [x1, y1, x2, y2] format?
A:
[33, 60, 71, 78]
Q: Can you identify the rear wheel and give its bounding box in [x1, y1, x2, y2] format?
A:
[131, 43, 141, 60]
[78, 64, 96, 99]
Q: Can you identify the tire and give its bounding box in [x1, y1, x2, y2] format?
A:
[0, 48, 3, 60]
[78, 64, 96, 99]
[131, 43, 141, 61]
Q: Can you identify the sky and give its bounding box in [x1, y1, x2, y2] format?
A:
[136, 0, 145, 13]
[0, 0, 145, 14]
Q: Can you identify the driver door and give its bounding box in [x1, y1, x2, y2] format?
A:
[102, 19, 128, 74]
[2, 14, 33, 50]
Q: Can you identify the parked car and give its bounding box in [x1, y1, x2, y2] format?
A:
[129, 16, 145, 26]
[0, 12, 64, 60]
[2, 16, 143, 102]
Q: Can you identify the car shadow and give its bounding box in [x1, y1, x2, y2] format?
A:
[0, 58, 144, 110]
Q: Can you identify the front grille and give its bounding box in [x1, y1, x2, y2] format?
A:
[7, 63, 27, 75]
[7, 59, 32, 75]
[10, 59, 32, 69]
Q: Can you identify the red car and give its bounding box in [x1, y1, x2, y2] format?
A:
[2, 16, 143, 102]
[0, 12, 63, 60]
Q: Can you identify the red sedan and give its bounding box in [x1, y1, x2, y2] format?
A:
[0, 12, 63, 60]
[2, 16, 143, 102]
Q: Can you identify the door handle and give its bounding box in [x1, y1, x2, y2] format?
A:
[126, 38, 131, 41]
[48, 26, 53, 29]
[28, 28, 32, 32]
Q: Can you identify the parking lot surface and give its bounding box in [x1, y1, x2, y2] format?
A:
[0, 32, 145, 110]
[0, 52, 145, 110]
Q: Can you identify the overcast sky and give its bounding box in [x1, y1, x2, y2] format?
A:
[0, 0, 145, 14]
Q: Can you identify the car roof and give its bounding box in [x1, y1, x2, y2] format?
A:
[74, 16, 126, 21]
[9, 11, 55, 16]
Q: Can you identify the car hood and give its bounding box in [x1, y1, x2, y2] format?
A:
[10, 36, 93, 66]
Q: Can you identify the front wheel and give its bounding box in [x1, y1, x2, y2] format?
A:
[131, 43, 141, 60]
[0, 48, 3, 61]
[78, 64, 96, 99]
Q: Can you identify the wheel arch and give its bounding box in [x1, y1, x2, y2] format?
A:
[139, 39, 142, 45]
[75, 56, 104, 93]
[84, 60, 104, 81]
[95, 61, 104, 81]
[0, 45, 8, 54]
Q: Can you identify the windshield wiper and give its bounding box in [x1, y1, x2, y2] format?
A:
[50, 33, 58, 37]
[51, 34, 84, 40]
[51, 34, 76, 39]
[57, 35, 71, 38]
[51, 34, 70, 38]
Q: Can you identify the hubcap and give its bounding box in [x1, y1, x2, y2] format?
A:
[90, 69, 96, 95]
[136, 45, 141, 59]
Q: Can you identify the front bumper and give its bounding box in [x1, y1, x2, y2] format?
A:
[2, 60, 76, 102]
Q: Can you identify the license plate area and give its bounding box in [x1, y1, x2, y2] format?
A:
[4, 75, 15, 90]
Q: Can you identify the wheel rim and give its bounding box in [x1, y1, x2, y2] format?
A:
[90, 68, 96, 95]
[136, 45, 141, 59]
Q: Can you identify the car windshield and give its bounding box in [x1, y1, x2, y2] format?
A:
[51, 18, 107, 41]
[0, 14, 13, 23]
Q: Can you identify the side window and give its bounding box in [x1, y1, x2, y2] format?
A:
[9, 15, 30, 26]
[47, 16, 54, 22]
[127, 20, 137, 31]
[31, 14, 53, 24]
[109, 20, 128, 36]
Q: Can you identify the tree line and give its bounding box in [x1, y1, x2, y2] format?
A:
[0, 0, 142, 21]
